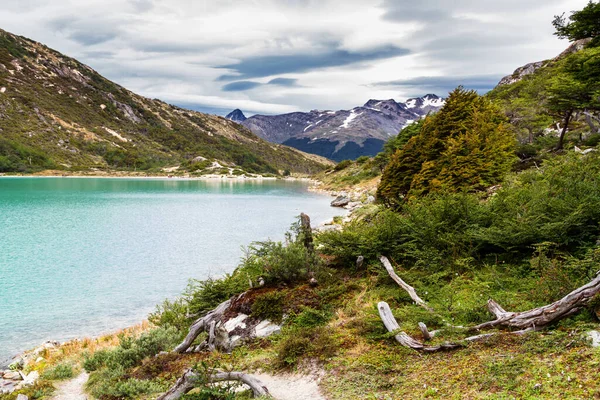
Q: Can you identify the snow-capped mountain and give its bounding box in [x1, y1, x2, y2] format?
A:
[225, 109, 247, 123]
[232, 94, 445, 161]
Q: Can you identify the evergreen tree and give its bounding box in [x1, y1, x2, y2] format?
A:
[553, 1, 600, 46]
[377, 87, 516, 205]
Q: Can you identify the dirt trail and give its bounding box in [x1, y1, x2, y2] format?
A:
[254, 373, 326, 400]
[51, 372, 88, 400]
[49, 371, 325, 400]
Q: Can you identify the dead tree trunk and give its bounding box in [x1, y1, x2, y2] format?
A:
[555, 109, 573, 151]
[470, 272, 600, 331]
[377, 269, 600, 351]
[378, 302, 461, 351]
[157, 369, 271, 400]
[584, 110, 600, 134]
[379, 302, 536, 352]
[300, 213, 314, 254]
[173, 299, 232, 354]
[380, 256, 433, 312]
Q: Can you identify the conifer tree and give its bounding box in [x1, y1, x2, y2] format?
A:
[377, 87, 516, 205]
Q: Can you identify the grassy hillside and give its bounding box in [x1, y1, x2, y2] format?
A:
[0, 29, 331, 175]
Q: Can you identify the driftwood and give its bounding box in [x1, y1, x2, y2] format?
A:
[378, 265, 600, 351]
[470, 272, 600, 331]
[380, 256, 433, 312]
[173, 299, 232, 353]
[378, 302, 461, 351]
[379, 302, 536, 352]
[157, 369, 271, 400]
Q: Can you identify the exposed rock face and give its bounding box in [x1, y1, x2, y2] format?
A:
[226, 109, 247, 123]
[496, 38, 592, 87]
[233, 94, 445, 161]
[497, 61, 546, 86]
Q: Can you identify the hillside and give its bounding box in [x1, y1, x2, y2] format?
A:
[229, 95, 444, 161]
[0, 29, 331, 176]
[487, 37, 599, 154]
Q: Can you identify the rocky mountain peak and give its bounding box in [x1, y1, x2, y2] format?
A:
[234, 94, 445, 161]
[226, 109, 247, 123]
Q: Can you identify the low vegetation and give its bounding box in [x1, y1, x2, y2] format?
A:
[2, 3, 600, 399]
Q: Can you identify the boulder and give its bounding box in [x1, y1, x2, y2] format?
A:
[586, 330, 600, 347]
[365, 195, 376, 204]
[2, 371, 21, 380]
[255, 320, 281, 338]
[331, 195, 350, 207]
[223, 314, 248, 333]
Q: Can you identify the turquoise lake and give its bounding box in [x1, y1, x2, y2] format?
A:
[0, 177, 345, 364]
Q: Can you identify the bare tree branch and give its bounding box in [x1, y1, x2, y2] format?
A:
[380, 256, 433, 312]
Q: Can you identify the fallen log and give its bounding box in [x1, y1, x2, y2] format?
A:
[379, 302, 536, 352]
[470, 272, 600, 332]
[378, 302, 461, 351]
[157, 369, 271, 400]
[380, 256, 433, 312]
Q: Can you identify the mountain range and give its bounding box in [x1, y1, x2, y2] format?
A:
[227, 95, 445, 161]
[0, 29, 330, 175]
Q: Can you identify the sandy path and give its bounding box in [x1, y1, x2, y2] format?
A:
[52, 372, 88, 400]
[49, 371, 324, 400]
[253, 373, 326, 400]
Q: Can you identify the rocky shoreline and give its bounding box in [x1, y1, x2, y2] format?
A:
[0, 341, 59, 394]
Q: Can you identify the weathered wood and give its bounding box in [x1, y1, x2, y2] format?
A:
[418, 322, 433, 341]
[356, 255, 364, 269]
[379, 303, 540, 351]
[157, 369, 271, 400]
[471, 272, 600, 332]
[300, 213, 314, 253]
[207, 321, 216, 352]
[380, 256, 433, 312]
[378, 302, 461, 352]
[173, 299, 232, 353]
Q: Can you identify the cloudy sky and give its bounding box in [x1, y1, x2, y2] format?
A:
[0, 0, 589, 115]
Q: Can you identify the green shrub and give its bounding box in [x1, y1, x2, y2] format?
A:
[251, 291, 285, 323]
[86, 366, 167, 400]
[334, 160, 353, 171]
[291, 307, 331, 328]
[83, 326, 181, 372]
[40, 363, 74, 380]
[275, 326, 338, 368]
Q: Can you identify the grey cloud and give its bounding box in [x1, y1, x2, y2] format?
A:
[217, 44, 410, 80]
[47, 15, 122, 46]
[382, 0, 566, 23]
[130, 0, 154, 13]
[372, 75, 502, 95]
[222, 81, 263, 92]
[222, 77, 302, 92]
[267, 78, 299, 86]
[69, 31, 118, 46]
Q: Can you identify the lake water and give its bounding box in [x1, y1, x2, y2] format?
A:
[0, 177, 345, 364]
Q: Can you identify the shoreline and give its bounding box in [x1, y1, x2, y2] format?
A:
[0, 169, 319, 183]
[0, 177, 345, 370]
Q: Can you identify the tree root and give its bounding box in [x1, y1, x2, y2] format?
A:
[173, 298, 233, 354]
[157, 369, 271, 400]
